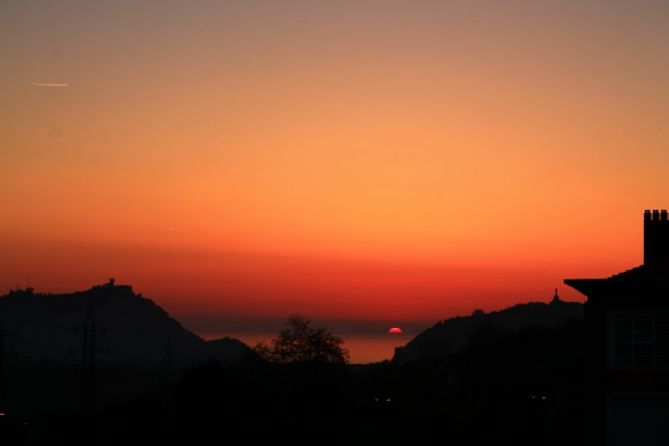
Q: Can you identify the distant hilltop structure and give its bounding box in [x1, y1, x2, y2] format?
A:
[565, 209, 669, 445]
[6, 287, 34, 298]
[89, 278, 134, 295]
[6, 278, 135, 298]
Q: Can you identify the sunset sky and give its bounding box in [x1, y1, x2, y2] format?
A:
[2, 1, 669, 343]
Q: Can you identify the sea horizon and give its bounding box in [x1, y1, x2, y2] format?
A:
[200, 331, 416, 364]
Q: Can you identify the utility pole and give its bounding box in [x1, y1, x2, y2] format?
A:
[0, 311, 13, 409]
[0, 311, 5, 408]
[75, 304, 100, 413]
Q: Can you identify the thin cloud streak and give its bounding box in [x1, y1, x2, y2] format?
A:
[28, 83, 69, 87]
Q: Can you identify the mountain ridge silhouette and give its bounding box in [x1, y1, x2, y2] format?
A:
[393, 292, 583, 363]
[0, 280, 251, 367]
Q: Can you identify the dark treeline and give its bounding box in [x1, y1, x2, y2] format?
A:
[2, 317, 585, 445]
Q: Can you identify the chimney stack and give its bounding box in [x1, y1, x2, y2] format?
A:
[644, 209, 669, 268]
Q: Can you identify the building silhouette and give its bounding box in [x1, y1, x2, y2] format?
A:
[565, 209, 669, 446]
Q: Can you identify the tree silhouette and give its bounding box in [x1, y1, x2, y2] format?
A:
[254, 315, 349, 364]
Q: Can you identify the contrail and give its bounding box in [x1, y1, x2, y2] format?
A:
[29, 82, 69, 87]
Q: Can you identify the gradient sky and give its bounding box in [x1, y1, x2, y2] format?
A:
[2, 1, 669, 339]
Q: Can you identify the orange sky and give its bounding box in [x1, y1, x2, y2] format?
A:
[1, 1, 669, 336]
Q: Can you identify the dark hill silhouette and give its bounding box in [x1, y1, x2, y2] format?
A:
[0, 279, 251, 367]
[0, 283, 588, 445]
[393, 290, 583, 363]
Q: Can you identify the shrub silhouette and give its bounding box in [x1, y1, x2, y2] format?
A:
[254, 315, 350, 364]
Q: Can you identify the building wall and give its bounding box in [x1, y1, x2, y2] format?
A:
[606, 309, 669, 370]
[606, 393, 669, 446]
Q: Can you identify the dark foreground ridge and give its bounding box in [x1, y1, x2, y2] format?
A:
[0, 281, 586, 445]
[0, 279, 251, 367]
[393, 289, 583, 362]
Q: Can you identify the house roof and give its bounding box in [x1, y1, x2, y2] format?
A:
[564, 264, 669, 300]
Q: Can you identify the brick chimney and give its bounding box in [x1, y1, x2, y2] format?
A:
[644, 209, 669, 268]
